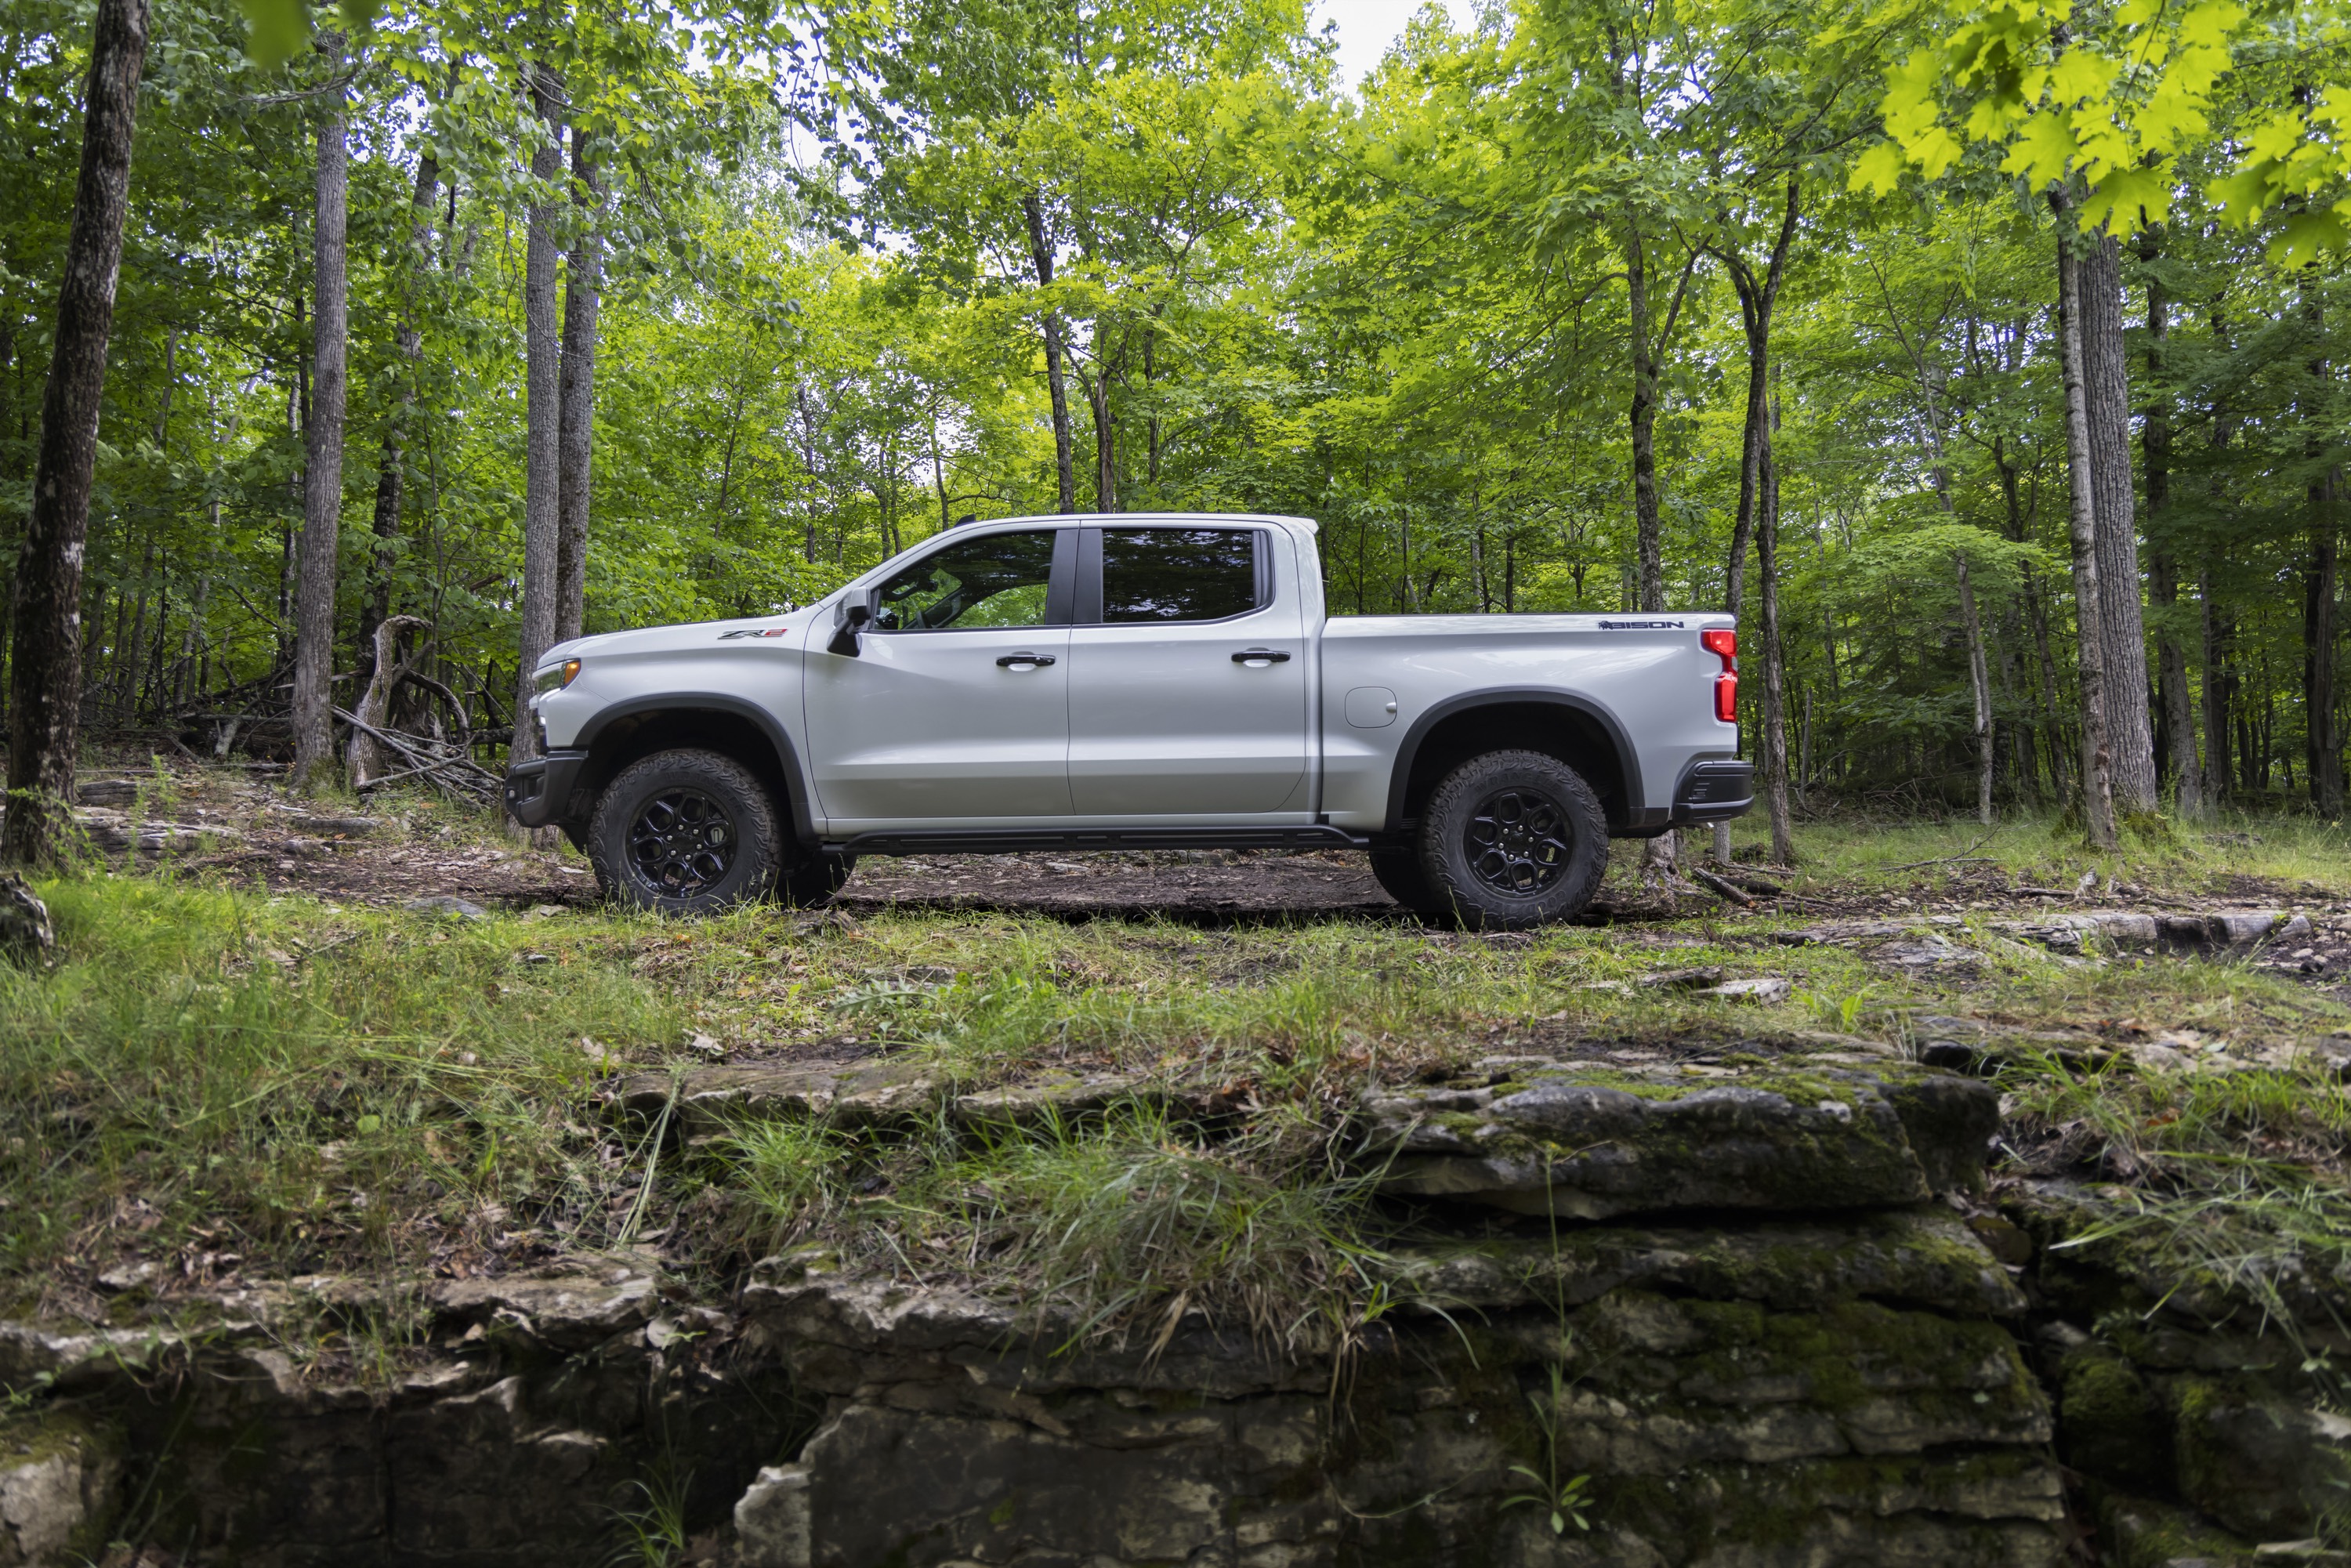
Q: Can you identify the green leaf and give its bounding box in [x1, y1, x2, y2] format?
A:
[1850, 141, 1907, 196]
[356, 1114, 382, 1134]
[239, 0, 310, 67]
[1998, 110, 2078, 185]
[2269, 208, 2351, 267]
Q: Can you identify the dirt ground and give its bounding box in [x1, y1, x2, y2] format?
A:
[56, 762, 2351, 987]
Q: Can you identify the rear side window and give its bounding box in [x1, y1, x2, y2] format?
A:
[1100, 529, 1261, 622]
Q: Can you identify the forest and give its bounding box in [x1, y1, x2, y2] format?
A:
[2, 0, 2349, 849]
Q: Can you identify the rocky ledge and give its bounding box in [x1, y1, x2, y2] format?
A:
[1358, 1047, 1997, 1217]
[0, 1045, 2339, 1566]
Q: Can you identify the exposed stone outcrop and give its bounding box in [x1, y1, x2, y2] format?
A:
[732, 1208, 2061, 1567]
[1357, 1054, 1998, 1218]
[0, 1413, 119, 1567]
[2005, 1179, 2351, 1559]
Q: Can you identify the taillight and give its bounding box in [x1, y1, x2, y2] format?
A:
[1702, 628, 1737, 723]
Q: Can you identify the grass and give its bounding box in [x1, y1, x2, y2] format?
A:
[1, 796, 2347, 1364]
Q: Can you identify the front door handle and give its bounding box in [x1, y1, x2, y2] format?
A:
[996, 653, 1057, 668]
[1232, 648, 1292, 666]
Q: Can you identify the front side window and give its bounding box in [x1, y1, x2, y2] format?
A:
[1101, 529, 1261, 622]
[872, 530, 1057, 631]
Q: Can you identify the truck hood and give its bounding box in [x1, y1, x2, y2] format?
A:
[538, 615, 802, 669]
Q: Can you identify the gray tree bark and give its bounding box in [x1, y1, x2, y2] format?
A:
[1956, 551, 1993, 826]
[2078, 229, 2157, 813]
[291, 42, 350, 792]
[2139, 238, 2201, 817]
[2, 0, 148, 865]
[358, 150, 439, 685]
[556, 130, 604, 645]
[2053, 206, 2119, 850]
[1022, 194, 1074, 513]
[1758, 439, 1794, 863]
[511, 65, 565, 766]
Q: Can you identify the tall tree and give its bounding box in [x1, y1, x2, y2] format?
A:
[2, 0, 150, 866]
[513, 63, 566, 764]
[556, 129, 605, 643]
[2054, 215, 2119, 850]
[2078, 230, 2157, 811]
[291, 38, 351, 791]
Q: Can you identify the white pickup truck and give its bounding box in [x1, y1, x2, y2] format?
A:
[504, 512, 1751, 928]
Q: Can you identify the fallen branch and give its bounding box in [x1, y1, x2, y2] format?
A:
[1881, 835, 1992, 873]
[1690, 866, 1755, 907]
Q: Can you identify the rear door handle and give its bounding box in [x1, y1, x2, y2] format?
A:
[996, 653, 1056, 668]
[1232, 649, 1291, 665]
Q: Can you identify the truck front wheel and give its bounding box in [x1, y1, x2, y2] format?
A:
[589, 749, 784, 914]
[1417, 749, 1609, 930]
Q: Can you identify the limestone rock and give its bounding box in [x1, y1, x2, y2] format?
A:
[0, 1415, 121, 1567]
[429, 1258, 660, 1349]
[1358, 1056, 1997, 1218]
[733, 1466, 811, 1568]
[2171, 1375, 2349, 1541]
[402, 894, 489, 920]
[621, 1059, 944, 1137]
[0, 878, 53, 969]
[1998, 908, 2292, 958]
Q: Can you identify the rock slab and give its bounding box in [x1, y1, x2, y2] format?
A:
[1360, 1053, 1998, 1218]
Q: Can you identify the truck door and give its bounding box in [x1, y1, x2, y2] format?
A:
[803, 527, 1076, 824]
[1067, 526, 1311, 816]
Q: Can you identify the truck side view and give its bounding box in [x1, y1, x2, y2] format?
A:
[502, 512, 1753, 929]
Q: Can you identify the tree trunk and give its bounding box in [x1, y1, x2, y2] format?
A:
[2201, 563, 2231, 806]
[2, 0, 147, 865]
[2053, 205, 2118, 850]
[359, 150, 439, 683]
[291, 45, 350, 791]
[511, 65, 565, 767]
[1956, 550, 1993, 826]
[2139, 240, 2201, 818]
[2078, 227, 2157, 813]
[2308, 469, 2344, 816]
[1715, 181, 1799, 863]
[1022, 194, 1074, 513]
[1085, 359, 1115, 512]
[1626, 221, 1666, 614]
[1759, 440, 1794, 863]
[1719, 180, 1799, 623]
[556, 130, 604, 646]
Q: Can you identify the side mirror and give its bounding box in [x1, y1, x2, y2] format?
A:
[828, 591, 877, 657]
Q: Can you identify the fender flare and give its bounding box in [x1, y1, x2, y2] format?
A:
[1382, 688, 1644, 832]
[571, 693, 818, 844]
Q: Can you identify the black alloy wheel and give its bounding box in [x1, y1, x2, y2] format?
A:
[588, 748, 784, 914]
[1416, 748, 1609, 930]
[628, 788, 737, 897]
[1462, 787, 1571, 896]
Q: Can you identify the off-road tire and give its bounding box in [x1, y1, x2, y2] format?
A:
[1416, 749, 1609, 930]
[777, 849, 856, 909]
[589, 749, 783, 915]
[1367, 846, 1443, 915]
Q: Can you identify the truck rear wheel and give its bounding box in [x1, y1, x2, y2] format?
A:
[589, 748, 783, 914]
[1416, 749, 1608, 930]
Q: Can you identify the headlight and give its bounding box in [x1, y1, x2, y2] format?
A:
[534, 657, 581, 697]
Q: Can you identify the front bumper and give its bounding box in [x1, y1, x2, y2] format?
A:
[503, 749, 588, 828]
[1671, 759, 1755, 824]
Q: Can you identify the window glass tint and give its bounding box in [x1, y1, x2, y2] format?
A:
[872, 531, 1057, 631]
[1100, 530, 1260, 622]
